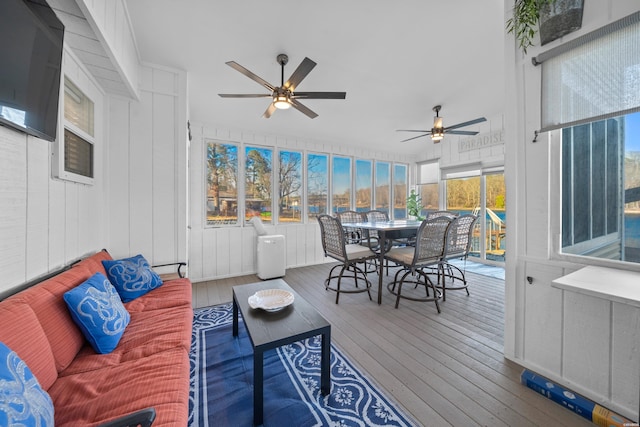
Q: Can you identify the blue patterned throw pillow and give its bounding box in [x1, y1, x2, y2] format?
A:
[63, 273, 130, 354]
[0, 341, 54, 427]
[102, 254, 163, 302]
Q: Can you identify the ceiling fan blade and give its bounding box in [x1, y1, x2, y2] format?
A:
[400, 133, 431, 143]
[262, 103, 277, 119]
[290, 99, 318, 119]
[226, 61, 276, 92]
[218, 94, 271, 98]
[445, 117, 487, 131]
[397, 129, 431, 133]
[284, 57, 316, 92]
[447, 130, 480, 135]
[292, 92, 346, 99]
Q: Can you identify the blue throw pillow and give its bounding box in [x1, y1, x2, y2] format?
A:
[63, 273, 130, 354]
[102, 254, 163, 302]
[0, 341, 54, 427]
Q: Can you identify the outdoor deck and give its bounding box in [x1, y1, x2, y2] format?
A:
[192, 263, 592, 426]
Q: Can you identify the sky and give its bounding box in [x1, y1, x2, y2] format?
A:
[627, 111, 640, 152]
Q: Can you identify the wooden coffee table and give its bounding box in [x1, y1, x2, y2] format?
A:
[232, 279, 331, 426]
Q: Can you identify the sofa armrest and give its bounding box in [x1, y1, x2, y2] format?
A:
[97, 408, 156, 427]
[152, 262, 187, 278]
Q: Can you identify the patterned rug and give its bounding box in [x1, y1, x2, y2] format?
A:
[188, 303, 418, 427]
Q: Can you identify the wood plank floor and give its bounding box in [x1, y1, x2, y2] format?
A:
[192, 263, 591, 427]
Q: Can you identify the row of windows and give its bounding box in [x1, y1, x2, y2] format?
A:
[205, 140, 408, 226]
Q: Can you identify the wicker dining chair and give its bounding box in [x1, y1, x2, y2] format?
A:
[426, 210, 459, 220]
[318, 214, 377, 304]
[336, 210, 366, 244]
[437, 214, 479, 301]
[384, 216, 453, 311]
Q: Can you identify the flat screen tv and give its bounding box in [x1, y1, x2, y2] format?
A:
[0, 0, 64, 142]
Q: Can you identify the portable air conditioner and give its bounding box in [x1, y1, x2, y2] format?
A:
[257, 235, 286, 279]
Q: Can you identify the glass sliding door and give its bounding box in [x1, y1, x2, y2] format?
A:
[445, 171, 506, 263]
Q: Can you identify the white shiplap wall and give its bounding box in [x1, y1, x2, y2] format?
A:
[504, 0, 640, 420]
[0, 49, 106, 297]
[105, 64, 188, 268]
[187, 124, 414, 282]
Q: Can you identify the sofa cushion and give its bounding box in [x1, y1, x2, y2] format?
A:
[0, 341, 54, 427]
[64, 273, 130, 354]
[0, 303, 57, 390]
[61, 303, 192, 376]
[8, 265, 92, 373]
[49, 348, 190, 427]
[124, 278, 192, 313]
[102, 255, 163, 302]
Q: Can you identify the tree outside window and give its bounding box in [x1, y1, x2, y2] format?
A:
[307, 153, 328, 221]
[375, 161, 390, 215]
[245, 146, 272, 223]
[393, 164, 407, 219]
[279, 150, 302, 223]
[355, 159, 372, 213]
[206, 141, 238, 225]
[332, 156, 351, 213]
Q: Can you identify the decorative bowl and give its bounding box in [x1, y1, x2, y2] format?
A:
[248, 289, 294, 312]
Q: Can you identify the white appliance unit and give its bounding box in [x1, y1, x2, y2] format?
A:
[257, 235, 286, 280]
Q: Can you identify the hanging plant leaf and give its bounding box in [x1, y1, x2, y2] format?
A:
[506, 0, 556, 53]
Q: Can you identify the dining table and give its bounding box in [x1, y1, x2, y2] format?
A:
[340, 219, 423, 304]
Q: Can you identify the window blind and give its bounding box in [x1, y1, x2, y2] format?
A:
[540, 11, 640, 132]
[418, 161, 439, 184]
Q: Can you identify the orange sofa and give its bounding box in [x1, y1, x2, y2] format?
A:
[0, 250, 192, 426]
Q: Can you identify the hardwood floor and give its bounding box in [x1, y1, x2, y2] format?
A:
[192, 263, 591, 427]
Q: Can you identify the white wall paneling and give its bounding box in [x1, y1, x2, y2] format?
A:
[106, 64, 188, 267]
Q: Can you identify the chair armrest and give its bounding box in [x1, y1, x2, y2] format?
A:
[152, 262, 187, 278]
[97, 408, 156, 427]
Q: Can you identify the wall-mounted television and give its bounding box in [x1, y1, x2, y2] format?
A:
[0, 0, 64, 142]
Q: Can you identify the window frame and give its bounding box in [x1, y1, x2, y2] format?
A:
[244, 145, 274, 224]
[52, 75, 97, 185]
[277, 149, 303, 224]
[204, 139, 240, 227]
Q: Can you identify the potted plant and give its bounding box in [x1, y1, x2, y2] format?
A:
[506, 0, 584, 53]
[407, 190, 425, 221]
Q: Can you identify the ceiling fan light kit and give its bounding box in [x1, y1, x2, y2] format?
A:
[218, 53, 346, 118]
[397, 105, 487, 144]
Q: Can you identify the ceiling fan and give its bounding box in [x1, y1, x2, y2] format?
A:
[398, 105, 486, 143]
[218, 54, 346, 119]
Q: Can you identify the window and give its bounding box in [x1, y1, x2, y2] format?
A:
[393, 164, 407, 219]
[355, 160, 372, 213]
[375, 162, 390, 215]
[417, 161, 440, 215]
[278, 150, 302, 223]
[245, 146, 272, 223]
[53, 76, 95, 184]
[332, 156, 351, 213]
[206, 141, 238, 226]
[538, 12, 640, 264]
[560, 114, 640, 262]
[203, 144, 409, 225]
[307, 153, 328, 220]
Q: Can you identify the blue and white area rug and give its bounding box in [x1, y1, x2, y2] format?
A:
[188, 303, 418, 427]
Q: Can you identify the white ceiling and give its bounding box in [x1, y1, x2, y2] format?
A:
[124, 0, 506, 155]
